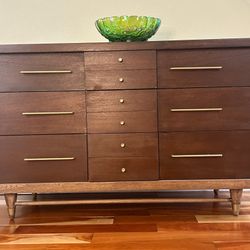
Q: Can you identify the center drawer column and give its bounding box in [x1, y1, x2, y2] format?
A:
[85, 50, 158, 181]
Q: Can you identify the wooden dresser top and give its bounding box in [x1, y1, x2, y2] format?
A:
[0, 38, 250, 53]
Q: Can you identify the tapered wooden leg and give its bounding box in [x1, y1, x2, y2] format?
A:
[214, 189, 219, 197]
[230, 189, 243, 216]
[4, 193, 17, 220]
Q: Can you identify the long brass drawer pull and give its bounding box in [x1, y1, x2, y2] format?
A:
[170, 66, 223, 70]
[20, 70, 72, 74]
[170, 108, 223, 112]
[24, 157, 75, 161]
[171, 154, 223, 158]
[22, 111, 74, 116]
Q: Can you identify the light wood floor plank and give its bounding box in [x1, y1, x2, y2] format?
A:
[0, 217, 114, 226]
[196, 215, 250, 223]
[0, 233, 92, 245]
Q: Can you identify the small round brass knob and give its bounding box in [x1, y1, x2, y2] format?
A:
[120, 143, 126, 148]
[120, 121, 125, 125]
[118, 57, 123, 63]
[119, 78, 124, 82]
[119, 98, 124, 104]
[121, 168, 126, 173]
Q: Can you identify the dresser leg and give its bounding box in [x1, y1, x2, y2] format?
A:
[214, 189, 219, 197]
[230, 189, 243, 216]
[4, 193, 17, 220]
[32, 193, 38, 200]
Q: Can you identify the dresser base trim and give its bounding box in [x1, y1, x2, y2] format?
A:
[0, 180, 249, 193]
[15, 197, 231, 206]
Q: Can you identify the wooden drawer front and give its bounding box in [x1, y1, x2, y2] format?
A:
[86, 69, 157, 90]
[85, 51, 156, 70]
[158, 87, 250, 132]
[87, 90, 157, 112]
[0, 92, 86, 135]
[160, 131, 250, 180]
[0, 53, 84, 92]
[88, 133, 158, 157]
[89, 158, 158, 181]
[158, 49, 250, 88]
[87, 111, 157, 133]
[0, 135, 87, 183]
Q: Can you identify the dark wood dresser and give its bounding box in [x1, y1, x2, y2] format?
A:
[0, 38, 250, 218]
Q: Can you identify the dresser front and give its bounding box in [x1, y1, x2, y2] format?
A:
[0, 40, 250, 185]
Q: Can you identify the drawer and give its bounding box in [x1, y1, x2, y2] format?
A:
[89, 158, 158, 181]
[88, 133, 158, 157]
[0, 134, 87, 183]
[87, 111, 157, 133]
[87, 90, 157, 112]
[158, 87, 250, 132]
[85, 51, 156, 70]
[158, 49, 250, 88]
[86, 69, 157, 90]
[0, 53, 84, 91]
[160, 131, 250, 180]
[0, 92, 86, 135]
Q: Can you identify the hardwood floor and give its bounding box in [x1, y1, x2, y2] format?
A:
[0, 190, 250, 249]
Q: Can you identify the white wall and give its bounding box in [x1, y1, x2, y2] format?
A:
[0, 0, 249, 44]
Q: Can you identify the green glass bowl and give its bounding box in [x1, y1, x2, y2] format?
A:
[95, 16, 161, 42]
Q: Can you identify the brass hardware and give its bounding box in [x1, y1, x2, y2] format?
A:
[24, 157, 75, 161]
[118, 58, 123, 63]
[22, 111, 74, 116]
[119, 78, 124, 82]
[120, 143, 126, 148]
[121, 168, 126, 173]
[20, 70, 72, 74]
[120, 121, 125, 125]
[170, 66, 223, 70]
[171, 154, 223, 158]
[120, 99, 125, 104]
[170, 108, 223, 112]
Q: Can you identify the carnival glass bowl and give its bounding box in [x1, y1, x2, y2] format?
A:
[95, 15, 161, 42]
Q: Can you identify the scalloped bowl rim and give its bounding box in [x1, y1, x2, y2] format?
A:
[96, 15, 161, 21]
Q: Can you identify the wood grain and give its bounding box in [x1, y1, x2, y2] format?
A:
[0, 215, 114, 226]
[88, 133, 158, 158]
[158, 48, 250, 88]
[87, 111, 157, 133]
[85, 51, 156, 70]
[0, 191, 249, 249]
[86, 69, 157, 90]
[195, 215, 250, 223]
[1, 179, 250, 193]
[159, 131, 250, 179]
[158, 87, 250, 131]
[14, 224, 158, 234]
[0, 92, 86, 135]
[87, 90, 157, 112]
[0, 135, 87, 183]
[88, 158, 158, 181]
[1, 39, 250, 220]
[0, 38, 249, 53]
[0, 233, 92, 245]
[0, 53, 84, 92]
